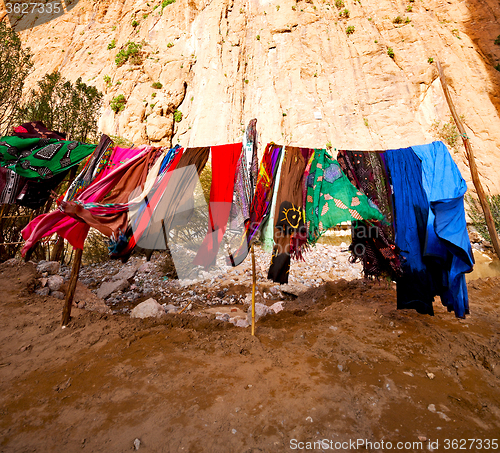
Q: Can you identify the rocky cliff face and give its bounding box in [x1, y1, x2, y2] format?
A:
[3, 0, 500, 193]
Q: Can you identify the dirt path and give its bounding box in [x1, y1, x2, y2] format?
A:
[1, 261, 499, 452]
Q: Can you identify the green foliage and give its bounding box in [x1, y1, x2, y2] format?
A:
[466, 194, 500, 242]
[256, 35, 260, 40]
[335, 0, 344, 9]
[495, 64, 500, 72]
[282, 112, 287, 116]
[162, 0, 175, 8]
[103, 75, 112, 87]
[83, 229, 110, 265]
[107, 39, 116, 50]
[0, 22, 33, 135]
[110, 94, 127, 113]
[339, 8, 350, 18]
[109, 135, 134, 148]
[406, 5, 412, 12]
[152, 81, 163, 89]
[17, 72, 103, 143]
[131, 19, 139, 27]
[167, 42, 174, 48]
[151, 92, 156, 98]
[405, 16, 411, 24]
[173, 109, 182, 122]
[428, 57, 434, 64]
[387, 47, 395, 58]
[495, 35, 500, 46]
[346, 25, 355, 35]
[431, 115, 465, 153]
[393, 16, 403, 24]
[115, 41, 142, 67]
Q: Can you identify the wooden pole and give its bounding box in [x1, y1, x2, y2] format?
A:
[436, 61, 500, 259]
[251, 243, 256, 336]
[61, 248, 83, 327]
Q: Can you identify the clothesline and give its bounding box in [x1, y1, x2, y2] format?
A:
[0, 120, 474, 321]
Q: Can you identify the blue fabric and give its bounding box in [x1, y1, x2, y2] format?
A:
[384, 147, 437, 315]
[412, 141, 474, 317]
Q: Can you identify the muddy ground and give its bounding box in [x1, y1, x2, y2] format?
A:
[0, 260, 499, 453]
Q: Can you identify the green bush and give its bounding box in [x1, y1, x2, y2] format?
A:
[467, 194, 500, 242]
[115, 41, 142, 67]
[110, 94, 127, 113]
[387, 47, 395, 58]
[406, 5, 412, 12]
[152, 82, 163, 89]
[83, 229, 110, 264]
[393, 16, 403, 24]
[131, 20, 139, 27]
[0, 22, 33, 135]
[162, 0, 175, 8]
[428, 57, 434, 64]
[495, 64, 500, 72]
[495, 35, 500, 45]
[107, 39, 116, 50]
[346, 25, 355, 35]
[431, 116, 463, 153]
[339, 8, 350, 18]
[17, 71, 103, 143]
[173, 110, 182, 122]
[335, 0, 344, 8]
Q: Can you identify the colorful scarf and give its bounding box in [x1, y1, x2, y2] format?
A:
[337, 150, 403, 279]
[193, 143, 242, 267]
[228, 143, 283, 266]
[306, 149, 385, 244]
[21, 147, 147, 254]
[0, 136, 96, 180]
[267, 146, 312, 284]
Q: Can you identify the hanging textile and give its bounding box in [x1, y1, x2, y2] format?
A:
[261, 146, 285, 252]
[337, 150, 403, 279]
[193, 143, 242, 267]
[59, 146, 162, 241]
[122, 147, 209, 258]
[0, 136, 96, 180]
[228, 143, 283, 266]
[268, 146, 312, 284]
[64, 134, 114, 202]
[306, 149, 384, 244]
[21, 146, 148, 254]
[384, 147, 439, 315]
[411, 141, 474, 318]
[13, 121, 66, 140]
[0, 123, 70, 207]
[0, 167, 27, 205]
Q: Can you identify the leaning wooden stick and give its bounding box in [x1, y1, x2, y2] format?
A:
[437, 61, 500, 259]
[251, 243, 256, 336]
[61, 248, 83, 327]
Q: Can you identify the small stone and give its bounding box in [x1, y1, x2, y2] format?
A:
[231, 429, 237, 434]
[97, 279, 129, 299]
[427, 372, 435, 380]
[329, 326, 338, 331]
[47, 275, 64, 292]
[306, 416, 313, 422]
[134, 438, 141, 450]
[130, 298, 164, 319]
[37, 261, 60, 275]
[51, 291, 65, 300]
[428, 404, 436, 413]
[77, 301, 86, 309]
[36, 287, 50, 296]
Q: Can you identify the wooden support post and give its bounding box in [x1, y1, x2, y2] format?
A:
[437, 61, 500, 259]
[61, 248, 83, 327]
[251, 243, 256, 336]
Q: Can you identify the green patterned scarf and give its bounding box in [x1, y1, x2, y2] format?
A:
[306, 149, 385, 243]
[0, 136, 96, 180]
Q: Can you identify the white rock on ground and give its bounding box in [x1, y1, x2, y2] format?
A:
[37, 261, 60, 275]
[130, 298, 165, 319]
[97, 279, 130, 300]
[47, 275, 64, 292]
